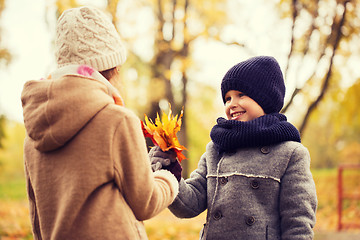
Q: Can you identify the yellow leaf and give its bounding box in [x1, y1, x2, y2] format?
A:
[142, 104, 186, 162]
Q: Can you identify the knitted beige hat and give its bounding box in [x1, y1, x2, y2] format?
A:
[55, 6, 126, 71]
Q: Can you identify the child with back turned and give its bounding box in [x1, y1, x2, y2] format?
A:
[21, 6, 179, 240]
[149, 56, 318, 239]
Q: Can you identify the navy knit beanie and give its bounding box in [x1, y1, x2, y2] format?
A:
[221, 56, 285, 114]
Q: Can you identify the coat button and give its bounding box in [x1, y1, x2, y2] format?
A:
[245, 216, 255, 226]
[213, 211, 222, 220]
[219, 177, 228, 185]
[260, 146, 270, 154]
[250, 180, 259, 189]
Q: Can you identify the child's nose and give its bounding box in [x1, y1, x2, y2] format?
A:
[230, 96, 241, 106]
[229, 99, 238, 108]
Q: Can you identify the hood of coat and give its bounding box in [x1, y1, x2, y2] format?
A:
[21, 75, 114, 152]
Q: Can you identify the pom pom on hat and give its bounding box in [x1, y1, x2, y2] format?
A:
[55, 6, 127, 72]
[221, 56, 285, 114]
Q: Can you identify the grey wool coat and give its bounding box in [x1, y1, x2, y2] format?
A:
[169, 141, 317, 240]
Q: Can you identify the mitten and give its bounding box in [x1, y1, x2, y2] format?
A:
[163, 160, 182, 182]
[148, 146, 176, 171]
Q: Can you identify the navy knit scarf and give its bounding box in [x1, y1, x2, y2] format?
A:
[210, 113, 301, 152]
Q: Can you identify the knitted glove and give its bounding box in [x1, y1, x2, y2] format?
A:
[163, 160, 182, 182]
[148, 146, 175, 171]
[148, 146, 182, 181]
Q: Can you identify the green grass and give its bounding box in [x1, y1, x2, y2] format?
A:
[0, 176, 27, 200]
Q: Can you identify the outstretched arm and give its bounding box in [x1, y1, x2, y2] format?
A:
[168, 152, 208, 218]
[112, 112, 179, 221]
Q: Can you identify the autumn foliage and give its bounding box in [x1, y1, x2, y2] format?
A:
[141, 105, 187, 162]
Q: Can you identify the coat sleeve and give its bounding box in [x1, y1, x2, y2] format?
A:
[279, 145, 317, 239]
[112, 110, 179, 221]
[168, 152, 208, 218]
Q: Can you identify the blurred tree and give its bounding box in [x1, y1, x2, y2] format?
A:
[106, 0, 230, 177]
[107, 0, 120, 28]
[302, 75, 360, 168]
[0, 122, 26, 177]
[334, 79, 360, 166]
[0, 115, 5, 149]
[277, 0, 359, 135]
[55, 0, 79, 17]
[301, 69, 343, 168]
[334, 79, 360, 143]
[50, 0, 360, 171]
[0, 0, 9, 150]
[0, 0, 11, 67]
[339, 142, 360, 165]
[186, 83, 218, 172]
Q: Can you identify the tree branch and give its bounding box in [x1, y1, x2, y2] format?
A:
[284, 0, 298, 80]
[299, 0, 350, 135]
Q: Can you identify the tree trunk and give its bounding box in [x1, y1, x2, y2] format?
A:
[299, 0, 350, 135]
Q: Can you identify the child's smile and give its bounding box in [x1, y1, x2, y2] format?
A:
[230, 110, 246, 120]
[224, 90, 265, 122]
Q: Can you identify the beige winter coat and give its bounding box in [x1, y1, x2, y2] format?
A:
[21, 74, 179, 240]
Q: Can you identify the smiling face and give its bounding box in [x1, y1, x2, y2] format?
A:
[224, 90, 265, 122]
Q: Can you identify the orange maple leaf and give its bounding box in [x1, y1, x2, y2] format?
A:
[141, 105, 186, 162]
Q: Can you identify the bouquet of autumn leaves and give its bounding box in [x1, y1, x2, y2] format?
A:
[141, 105, 186, 163]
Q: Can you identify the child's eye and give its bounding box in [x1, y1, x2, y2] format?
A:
[225, 97, 231, 102]
[239, 93, 246, 98]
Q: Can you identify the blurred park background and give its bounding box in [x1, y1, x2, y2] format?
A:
[1, 0, 360, 239]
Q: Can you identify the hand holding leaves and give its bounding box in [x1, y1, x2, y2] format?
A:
[141, 104, 186, 162]
[148, 146, 182, 181]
